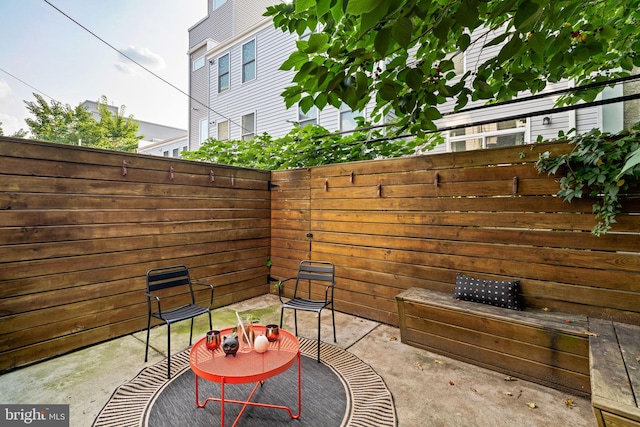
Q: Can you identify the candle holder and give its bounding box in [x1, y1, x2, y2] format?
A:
[206, 330, 221, 351]
[266, 324, 280, 342]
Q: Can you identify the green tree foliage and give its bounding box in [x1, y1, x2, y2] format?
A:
[24, 94, 141, 152]
[265, 0, 640, 137]
[182, 123, 440, 170]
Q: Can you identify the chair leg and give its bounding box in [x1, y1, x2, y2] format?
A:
[144, 315, 151, 362]
[189, 318, 194, 346]
[279, 307, 285, 328]
[317, 310, 322, 363]
[331, 305, 336, 342]
[293, 310, 298, 336]
[167, 323, 171, 379]
[208, 312, 212, 331]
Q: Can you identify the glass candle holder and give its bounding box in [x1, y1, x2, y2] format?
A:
[265, 324, 280, 342]
[206, 330, 221, 351]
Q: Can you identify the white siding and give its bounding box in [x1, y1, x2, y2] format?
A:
[189, 45, 210, 148]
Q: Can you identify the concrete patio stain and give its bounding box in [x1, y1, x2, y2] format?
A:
[0, 294, 596, 427]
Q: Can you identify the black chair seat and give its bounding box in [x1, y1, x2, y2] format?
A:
[152, 304, 210, 324]
[282, 298, 330, 313]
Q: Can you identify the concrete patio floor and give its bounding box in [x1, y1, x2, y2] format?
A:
[0, 294, 596, 426]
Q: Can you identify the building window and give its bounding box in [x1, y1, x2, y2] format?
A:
[340, 103, 361, 131]
[172, 148, 179, 157]
[199, 118, 208, 145]
[298, 105, 317, 127]
[242, 113, 255, 141]
[182, 145, 188, 153]
[217, 120, 229, 141]
[192, 55, 205, 71]
[163, 151, 169, 157]
[242, 40, 256, 83]
[449, 119, 527, 151]
[213, 0, 227, 9]
[218, 53, 230, 93]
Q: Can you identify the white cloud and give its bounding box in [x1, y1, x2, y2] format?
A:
[0, 80, 12, 100]
[0, 113, 22, 135]
[115, 45, 166, 75]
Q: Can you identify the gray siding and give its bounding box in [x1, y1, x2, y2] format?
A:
[209, 25, 297, 139]
[189, 45, 210, 149]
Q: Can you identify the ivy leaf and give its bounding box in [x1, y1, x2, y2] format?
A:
[392, 17, 413, 49]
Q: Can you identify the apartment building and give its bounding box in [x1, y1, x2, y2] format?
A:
[187, 1, 635, 154]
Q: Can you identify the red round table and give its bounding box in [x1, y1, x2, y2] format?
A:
[189, 325, 301, 427]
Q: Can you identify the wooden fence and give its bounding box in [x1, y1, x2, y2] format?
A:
[0, 138, 271, 371]
[1, 137, 639, 372]
[270, 142, 640, 328]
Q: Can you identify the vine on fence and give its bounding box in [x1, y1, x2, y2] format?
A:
[535, 124, 640, 236]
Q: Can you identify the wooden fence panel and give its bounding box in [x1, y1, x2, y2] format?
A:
[271, 141, 640, 327]
[0, 138, 270, 371]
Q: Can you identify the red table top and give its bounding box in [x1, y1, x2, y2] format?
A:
[190, 325, 300, 384]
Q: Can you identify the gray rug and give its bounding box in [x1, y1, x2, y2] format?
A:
[93, 338, 397, 426]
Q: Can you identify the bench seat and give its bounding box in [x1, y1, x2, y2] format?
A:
[589, 319, 640, 427]
[396, 287, 590, 397]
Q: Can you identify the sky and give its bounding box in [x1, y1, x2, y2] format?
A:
[0, 0, 208, 136]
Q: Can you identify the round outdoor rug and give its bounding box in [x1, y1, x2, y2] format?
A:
[93, 338, 396, 427]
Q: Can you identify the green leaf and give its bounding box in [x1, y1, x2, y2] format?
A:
[280, 51, 309, 71]
[306, 33, 329, 53]
[360, 2, 390, 34]
[455, 0, 479, 27]
[457, 33, 471, 51]
[392, 17, 413, 49]
[374, 28, 393, 56]
[406, 68, 424, 90]
[513, 0, 542, 31]
[528, 32, 546, 55]
[434, 18, 453, 42]
[379, 81, 398, 101]
[346, 0, 383, 14]
[497, 34, 523, 64]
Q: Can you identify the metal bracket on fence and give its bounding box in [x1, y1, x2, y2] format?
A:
[350, 171, 355, 183]
[377, 183, 382, 197]
[210, 170, 215, 182]
[122, 160, 127, 176]
[324, 179, 329, 191]
[434, 172, 439, 187]
[513, 176, 518, 194]
[231, 176, 235, 186]
[169, 167, 175, 181]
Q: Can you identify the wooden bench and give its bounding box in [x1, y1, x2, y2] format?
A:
[396, 287, 591, 397]
[589, 319, 640, 427]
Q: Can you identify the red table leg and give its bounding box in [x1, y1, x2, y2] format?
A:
[194, 351, 301, 425]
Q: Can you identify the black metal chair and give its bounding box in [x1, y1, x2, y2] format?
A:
[144, 265, 214, 378]
[278, 260, 336, 362]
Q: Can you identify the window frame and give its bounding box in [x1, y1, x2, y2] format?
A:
[213, 0, 227, 10]
[217, 120, 229, 141]
[217, 52, 230, 93]
[448, 119, 528, 152]
[192, 55, 205, 72]
[199, 118, 208, 146]
[241, 112, 256, 141]
[241, 39, 256, 84]
[298, 104, 318, 128]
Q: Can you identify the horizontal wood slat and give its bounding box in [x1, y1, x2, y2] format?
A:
[271, 140, 640, 330]
[0, 138, 270, 371]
